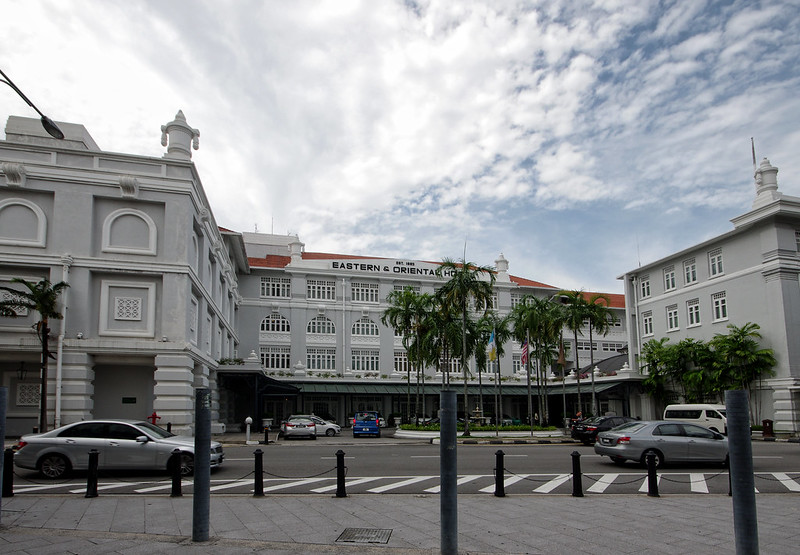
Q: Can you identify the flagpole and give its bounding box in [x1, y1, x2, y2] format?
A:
[525, 330, 533, 437]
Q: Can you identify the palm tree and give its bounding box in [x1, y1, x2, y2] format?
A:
[435, 258, 496, 436]
[382, 288, 433, 424]
[584, 293, 614, 415]
[710, 322, 776, 424]
[559, 290, 591, 416]
[0, 278, 69, 432]
[473, 311, 512, 428]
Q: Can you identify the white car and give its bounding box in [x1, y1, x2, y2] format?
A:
[14, 419, 224, 479]
[289, 415, 341, 436]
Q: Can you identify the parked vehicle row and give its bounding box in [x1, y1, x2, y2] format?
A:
[279, 415, 342, 439]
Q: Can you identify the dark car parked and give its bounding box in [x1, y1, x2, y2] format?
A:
[571, 415, 636, 445]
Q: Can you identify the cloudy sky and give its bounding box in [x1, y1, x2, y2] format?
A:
[3, 1, 799, 293]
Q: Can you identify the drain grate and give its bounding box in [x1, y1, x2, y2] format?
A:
[336, 528, 392, 544]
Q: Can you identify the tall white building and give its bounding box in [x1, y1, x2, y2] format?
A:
[620, 158, 800, 433]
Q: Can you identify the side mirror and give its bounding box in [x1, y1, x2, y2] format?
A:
[136, 435, 149, 443]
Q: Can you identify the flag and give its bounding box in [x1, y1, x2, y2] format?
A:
[488, 330, 497, 361]
[520, 339, 528, 365]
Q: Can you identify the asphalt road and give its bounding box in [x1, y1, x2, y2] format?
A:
[8, 433, 800, 496]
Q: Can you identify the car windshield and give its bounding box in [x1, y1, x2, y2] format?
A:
[135, 421, 175, 438]
[583, 417, 603, 424]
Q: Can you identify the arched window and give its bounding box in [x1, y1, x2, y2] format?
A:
[261, 314, 290, 333]
[0, 198, 46, 247]
[102, 208, 157, 255]
[352, 318, 379, 336]
[307, 316, 335, 334]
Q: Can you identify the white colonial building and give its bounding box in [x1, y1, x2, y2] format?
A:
[2, 112, 636, 436]
[620, 158, 800, 434]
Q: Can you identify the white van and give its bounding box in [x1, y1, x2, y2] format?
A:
[663, 404, 727, 434]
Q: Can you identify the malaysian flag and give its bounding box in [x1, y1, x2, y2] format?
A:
[520, 339, 528, 365]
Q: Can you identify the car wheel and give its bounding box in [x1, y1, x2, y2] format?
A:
[38, 453, 71, 479]
[326, 428, 335, 437]
[640, 449, 664, 469]
[611, 456, 627, 466]
[179, 452, 195, 477]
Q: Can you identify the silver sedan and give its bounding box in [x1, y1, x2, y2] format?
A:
[280, 417, 317, 439]
[594, 420, 729, 468]
[14, 419, 224, 478]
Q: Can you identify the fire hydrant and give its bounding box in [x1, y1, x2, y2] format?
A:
[147, 411, 161, 425]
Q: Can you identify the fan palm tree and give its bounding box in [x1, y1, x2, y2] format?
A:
[559, 290, 591, 416]
[435, 258, 496, 436]
[0, 278, 69, 432]
[584, 293, 614, 415]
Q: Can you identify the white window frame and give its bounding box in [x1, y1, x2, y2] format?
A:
[663, 266, 676, 291]
[712, 292, 728, 322]
[307, 316, 335, 335]
[260, 277, 291, 298]
[642, 311, 653, 337]
[352, 318, 379, 336]
[687, 299, 701, 327]
[666, 304, 679, 331]
[261, 314, 290, 333]
[352, 282, 380, 304]
[260, 346, 291, 369]
[307, 279, 336, 301]
[684, 258, 697, 285]
[640, 276, 651, 299]
[352, 349, 380, 372]
[394, 351, 409, 374]
[708, 249, 724, 277]
[307, 348, 336, 370]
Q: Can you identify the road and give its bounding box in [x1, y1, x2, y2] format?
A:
[8, 433, 800, 496]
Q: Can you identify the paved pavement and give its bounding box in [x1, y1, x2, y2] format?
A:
[1, 431, 797, 553]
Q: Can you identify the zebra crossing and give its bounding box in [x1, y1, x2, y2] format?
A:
[9, 471, 800, 496]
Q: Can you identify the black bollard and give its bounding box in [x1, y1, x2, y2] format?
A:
[646, 453, 659, 497]
[167, 422, 172, 433]
[253, 449, 264, 497]
[263, 427, 269, 445]
[335, 449, 347, 498]
[85, 449, 99, 498]
[494, 450, 505, 497]
[571, 451, 583, 497]
[2, 448, 14, 498]
[169, 448, 182, 497]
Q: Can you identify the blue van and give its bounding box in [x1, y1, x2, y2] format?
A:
[353, 411, 381, 437]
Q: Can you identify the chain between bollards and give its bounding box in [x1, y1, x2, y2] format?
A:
[494, 450, 505, 497]
[254, 449, 264, 497]
[85, 449, 99, 498]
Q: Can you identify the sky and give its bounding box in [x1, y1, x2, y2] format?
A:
[3, 0, 799, 294]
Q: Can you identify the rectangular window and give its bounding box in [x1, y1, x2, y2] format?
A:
[510, 294, 523, 309]
[307, 279, 336, 301]
[307, 348, 336, 370]
[602, 342, 625, 352]
[352, 282, 379, 304]
[684, 258, 697, 285]
[394, 351, 409, 374]
[666, 304, 679, 331]
[607, 316, 622, 328]
[640, 276, 651, 299]
[642, 311, 653, 336]
[687, 299, 701, 327]
[352, 349, 380, 372]
[260, 346, 291, 369]
[393, 284, 420, 293]
[709, 249, 724, 277]
[663, 266, 676, 291]
[260, 277, 291, 298]
[712, 292, 728, 321]
[512, 354, 522, 374]
[577, 341, 598, 351]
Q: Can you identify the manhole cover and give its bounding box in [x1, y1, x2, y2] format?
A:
[336, 528, 392, 544]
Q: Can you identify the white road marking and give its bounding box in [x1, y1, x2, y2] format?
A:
[773, 472, 800, 492]
[587, 473, 618, 493]
[367, 476, 432, 493]
[534, 474, 571, 494]
[689, 473, 709, 494]
[311, 477, 380, 493]
[479, 474, 530, 493]
[425, 474, 482, 493]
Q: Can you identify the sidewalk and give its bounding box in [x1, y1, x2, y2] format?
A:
[1, 493, 798, 554]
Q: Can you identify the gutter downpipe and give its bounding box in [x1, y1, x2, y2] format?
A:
[55, 255, 73, 429]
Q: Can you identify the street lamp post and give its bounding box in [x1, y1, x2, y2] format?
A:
[0, 68, 64, 139]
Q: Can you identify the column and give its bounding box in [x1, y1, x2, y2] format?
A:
[154, 354, 195, 435]
[58, 351, 94, 425]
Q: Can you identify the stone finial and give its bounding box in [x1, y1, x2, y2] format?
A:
[752, 157, 781, 209]
[160, 110, 200, 160]
[288, 235, 304, 264]
[494, 252, 511, 282]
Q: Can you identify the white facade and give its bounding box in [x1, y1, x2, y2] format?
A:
[620, 158, 800, 433]
[0, 114, 245, 436]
